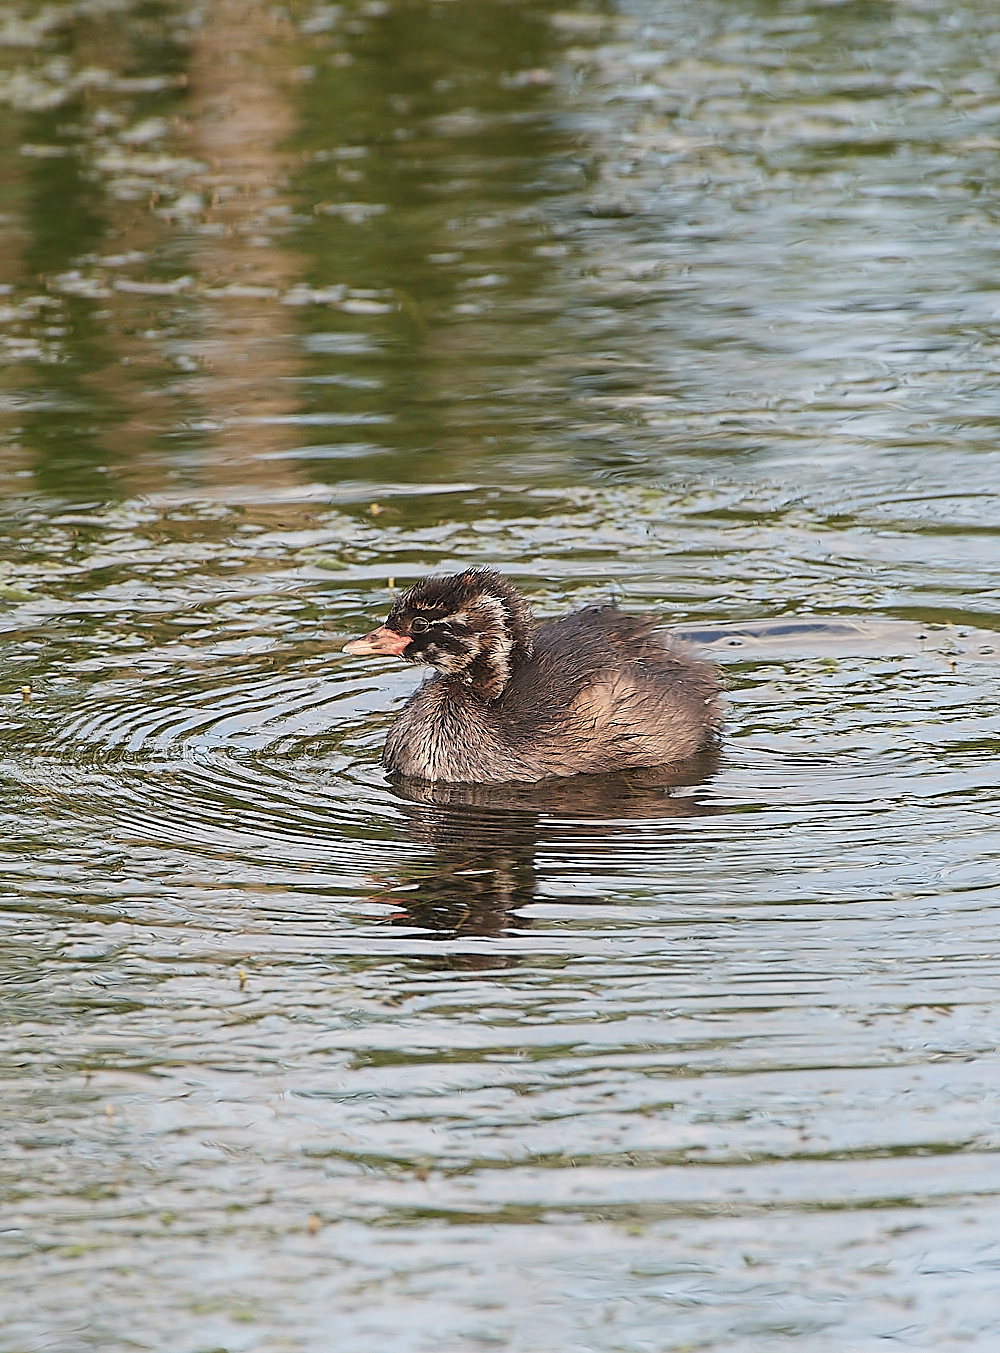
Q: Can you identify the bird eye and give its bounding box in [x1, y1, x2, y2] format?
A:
[410, 616, 430, 633]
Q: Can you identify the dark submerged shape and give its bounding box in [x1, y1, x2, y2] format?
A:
[343, 568, 722, 784]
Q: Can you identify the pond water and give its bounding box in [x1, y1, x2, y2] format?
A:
[2, 1, 1000, 1349]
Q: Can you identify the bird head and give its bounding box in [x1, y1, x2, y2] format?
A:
[342, 568, 534, 699]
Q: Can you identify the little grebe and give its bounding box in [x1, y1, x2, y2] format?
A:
[342, 568, 722, 784]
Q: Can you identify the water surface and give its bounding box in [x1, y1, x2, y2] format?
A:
[2, 1, 1000, 1349]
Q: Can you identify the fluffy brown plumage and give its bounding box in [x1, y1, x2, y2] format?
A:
[342, 568, 722, 784]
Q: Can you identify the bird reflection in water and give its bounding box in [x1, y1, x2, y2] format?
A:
[376, 750, 720, 968]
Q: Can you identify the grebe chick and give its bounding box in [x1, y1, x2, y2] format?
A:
[343, 568, 722, 784]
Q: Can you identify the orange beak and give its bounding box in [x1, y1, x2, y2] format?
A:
[342, 625, 413, 657]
